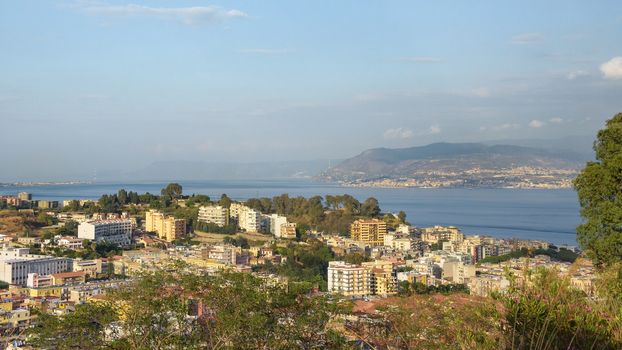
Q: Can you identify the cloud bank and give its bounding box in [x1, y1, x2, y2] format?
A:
[600, 57, 622, 80]
[72, 1, 247, 26]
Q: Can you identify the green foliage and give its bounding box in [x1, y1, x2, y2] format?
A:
[41, 240, 122, 259]
[172, 237, 201, 246]
[574, 112, 622, 266]
[186, 194, 211, 207]
[30, 269, 351, 349]
[260, 240, 335, 290]
[533, 247, 579, 263]
[160, 183, 183, 200]
[499, 268, 622, 349]
[340, 252, 371, 265]
[218, 193, 232, 208]
[360, 197, 381, 217]
[56, 220, 79, 236]
[28, 302, 120, 349]
[480, 248, 530, 263]
[195, 221, 238, 234]
[479, 248, 578, 264]
[223, 235, 250, 249]
[98, 194, 121, 213]
[36, 212, 57, 226]
[400, 281, 470, 296]
[429, 239, 447, 251]
[397, 210, 407, 223]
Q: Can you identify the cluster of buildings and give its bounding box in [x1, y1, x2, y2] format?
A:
[469, 254, 595, 297]
[323, 221, 587, 299]
[197, 204, 297, 238]
[328, 260, 397, 296]
[145, 210, 186, 242]
[0, 243, 129, 333]
[0, 192, 59, 210]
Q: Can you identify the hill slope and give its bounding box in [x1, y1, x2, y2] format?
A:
[319, 142, 585, 188]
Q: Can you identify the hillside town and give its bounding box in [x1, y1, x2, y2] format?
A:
[0, 187, 591, 344]
[339, 166, 578, 189]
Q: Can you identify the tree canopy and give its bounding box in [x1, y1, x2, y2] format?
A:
[574, 112, 622, 266]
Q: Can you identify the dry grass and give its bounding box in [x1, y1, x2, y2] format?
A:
[0, 210, 40, 237]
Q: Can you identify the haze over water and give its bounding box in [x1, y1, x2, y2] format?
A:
[0, 180, 580, 246]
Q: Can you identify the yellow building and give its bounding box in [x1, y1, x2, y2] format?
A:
[51, 271, 87, 285]
[362, 260, 397, 296]
[28, 286, 63, 298]
[145, 210, 186, 242]
[280, 222, 297, 239]
[350, 219, 387, 246]
[0, 301, 12, 312]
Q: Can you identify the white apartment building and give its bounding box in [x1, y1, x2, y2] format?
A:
[269, 214, 288, 238]
[78, 219, 132, 247]
[327, 261, 371, 296]
[198, 205, 229, 227]
[238, 209, 261, 233]
[228, 203, 246, 220]
[0, 248, 71, 286]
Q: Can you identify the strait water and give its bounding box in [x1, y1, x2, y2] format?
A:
[0, 180, 581, 245]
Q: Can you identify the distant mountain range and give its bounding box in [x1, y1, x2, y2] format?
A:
[318, 142, 589, 188]
[96, 159, 338, 182]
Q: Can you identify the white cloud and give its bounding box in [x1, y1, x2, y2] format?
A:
[470, 87, 491, 98]
[549, 117, 563, 124]
[528, 119, 545, 128]
[428, 125, 441, 134]
[600, 56, 622, 80]
[397, 56, 442, 63]
[237, 48, 292, 55]
[566, 70, 589, 80]
[71, 1, 247, 26]
[480, 123, 520, 131]
[383, 127, 414, 140]
[511, 32, 544, 44]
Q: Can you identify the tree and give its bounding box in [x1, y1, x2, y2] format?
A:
[160, 183, 183, 200]
[574, 112, 622, 266]
[28, 302, 119, 349]
[30, 268, 351, 349]
[361, 197, 381, 217]
[117, 189, 128, 205]
[398, 211, 407, 223]
[218, 193, 232, 208]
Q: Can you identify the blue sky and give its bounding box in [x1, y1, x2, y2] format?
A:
[1, 1, 622, 180]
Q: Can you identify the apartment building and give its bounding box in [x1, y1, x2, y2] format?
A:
[268, 214, 288, 238]
[238, 208, 261, 233]
[420, 226, 464, 244]
[78, 219, 132, 247]
[280, 222, 297, 239]
[198, 205, 230, 227]
[362, 260, 398, 296]
[145, 210, 186, 242]
[350, 219, 387, 246]
[0, 248, 71, 286]
[327, 261, 371, 296]
[228, 203, 246, 220]
[17, 192, 31, 201]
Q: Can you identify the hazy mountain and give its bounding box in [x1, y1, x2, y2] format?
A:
[482, 135, 595, 159]
[319, 142, 587, 181]
[97, 159, 338, 182]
